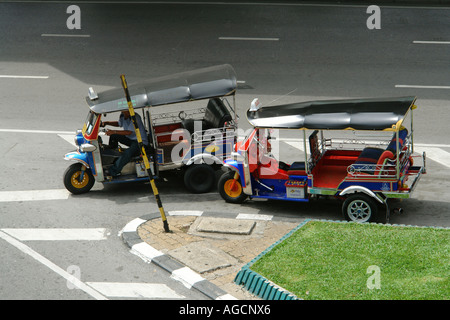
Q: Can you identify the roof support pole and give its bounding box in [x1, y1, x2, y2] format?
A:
[303, 130, 308, 173]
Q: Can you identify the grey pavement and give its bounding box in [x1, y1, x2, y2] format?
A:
[1, 1, 449, 300]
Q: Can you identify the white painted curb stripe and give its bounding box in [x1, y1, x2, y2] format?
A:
[122, 218, 147, 233]
[168, 210, 203, 216]
[0, 230, 107, 300]
[216, 293, 238, 300]
[236, 213, 273, 221]
[130, 242, 164, 263]
[171, 267, 205, 289]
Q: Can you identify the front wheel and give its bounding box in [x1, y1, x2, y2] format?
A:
[64, 163, 95, 194]
[342, 193, 378, 223]
[218, 171, 247, 203]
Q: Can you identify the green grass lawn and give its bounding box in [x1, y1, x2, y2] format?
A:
[251, 220, 449, 300]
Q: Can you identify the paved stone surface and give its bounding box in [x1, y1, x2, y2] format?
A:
[137, 215, 300, 300]
[168, 241, 238, 274]
[195, 217, 256, 235]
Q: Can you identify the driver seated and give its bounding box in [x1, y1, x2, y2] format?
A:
[101, 110, 149, 177]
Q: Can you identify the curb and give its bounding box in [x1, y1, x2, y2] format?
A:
[121, 212, 237, 300]
[233, 220, 311, 300]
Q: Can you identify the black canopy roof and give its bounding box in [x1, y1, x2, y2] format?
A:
[87, 64, 237, 114]
[247, 96, 417, 131]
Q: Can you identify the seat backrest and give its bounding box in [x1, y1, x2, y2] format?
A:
[203, 98, 232, 129]
[309, 130, 320, 164]
[386, 128, 408, 154]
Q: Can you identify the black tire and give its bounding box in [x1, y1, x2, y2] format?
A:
[218, 171, 247, 203]
[63, 163, 95, 194]
[342, 193, 378, 223]
[183, 164, 216, 193]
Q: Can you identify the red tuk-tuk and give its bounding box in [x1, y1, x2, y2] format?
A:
[218, 96, 426, 223]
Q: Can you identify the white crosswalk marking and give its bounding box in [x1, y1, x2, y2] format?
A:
[0, 230, 108, 300]
[85, 282, 185, 299]
[1, 228, 108, 241]
[0, 189, 70, 202]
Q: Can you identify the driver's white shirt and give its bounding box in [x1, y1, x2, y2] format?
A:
[118, 113, 149, 145]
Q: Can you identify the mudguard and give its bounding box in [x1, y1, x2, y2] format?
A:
[339, 186, 384, 204]
[64, 151, 90, 169]
[223, 158, 239, 172]
[184, 153, 223, 166]
[223, 158, 252, 195]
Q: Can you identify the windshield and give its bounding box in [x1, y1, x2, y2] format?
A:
[83, 112, 99, 136]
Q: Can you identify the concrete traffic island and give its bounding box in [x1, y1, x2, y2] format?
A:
[130, 212, 300, 300]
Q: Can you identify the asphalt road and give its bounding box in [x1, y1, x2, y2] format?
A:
[0, 1, 449, 300]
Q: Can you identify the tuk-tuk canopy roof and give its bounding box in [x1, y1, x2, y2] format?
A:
[247, 96, 417, 131]
[87, 64, 237, 114]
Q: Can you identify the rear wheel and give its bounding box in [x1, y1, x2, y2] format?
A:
[184, 164, 216, 193]
[218, 171, 247, 203]
[342, 193, 378, 223]
[63, 163, 95, 194]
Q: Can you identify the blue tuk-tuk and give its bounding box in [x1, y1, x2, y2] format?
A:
[64, 65, 238, 194]
[218, 96, 426, 223]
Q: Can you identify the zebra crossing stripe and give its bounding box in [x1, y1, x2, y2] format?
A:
[0, 228, 108, 241]
[0, 189, 69, 202]
[85, 282, 185, 299]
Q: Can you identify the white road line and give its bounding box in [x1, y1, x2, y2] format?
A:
[0, 75, 49, 79]
[58, 134, 77, 147]
[85, 282, 185, 299]
[219, 36, 279, 41]
[415, 146, 450, 169]
[0, 189, 70, 202]
[41, 34, 90, 38]
[395, 85, 450, 89]
[279, 138, 450, 149]
[282, 140, 450, 168]
[413, 41, 450, 45]
[0, 230, 108, 300]
[283, 140, 305, 152]
[0, 129, 74, 134]
[0, 228, 108, 241]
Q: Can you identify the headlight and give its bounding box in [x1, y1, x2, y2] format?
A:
[80, 143, 97, 152]
[74, 130, 84, 146]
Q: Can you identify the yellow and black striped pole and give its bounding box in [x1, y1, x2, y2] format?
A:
[120, 74, 170, 233]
